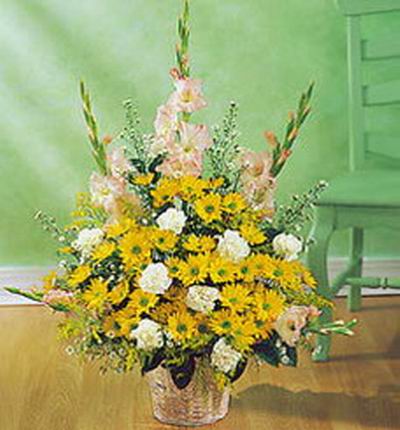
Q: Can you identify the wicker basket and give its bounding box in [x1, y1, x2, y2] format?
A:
[146, 362, 230, 427]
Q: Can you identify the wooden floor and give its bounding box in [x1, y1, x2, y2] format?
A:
[0, 297, 399, 430]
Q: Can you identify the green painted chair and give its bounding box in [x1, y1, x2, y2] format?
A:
[308, 0, 400, 362]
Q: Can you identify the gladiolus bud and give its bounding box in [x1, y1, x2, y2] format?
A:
[264, 131, 278, 149]
[102, 134, 113, 145]
[288, 128, 298, 141]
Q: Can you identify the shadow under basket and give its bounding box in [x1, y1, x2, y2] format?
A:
[146, 363, 230, 427]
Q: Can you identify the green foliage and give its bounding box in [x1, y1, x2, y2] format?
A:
[273, 180, 328, 233]
[176, 0, 191, 78]
[119, 99, 152, 173]
[206, 101, 241, 189]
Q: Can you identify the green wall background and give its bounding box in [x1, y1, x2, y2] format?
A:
[0, 0, 399, 265]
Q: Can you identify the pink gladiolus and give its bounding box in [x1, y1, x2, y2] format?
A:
[169, 78, 207, 113]
[154, 103, 178, 142]
[179, 122, 213, 152]
[106, 147, 131, 178]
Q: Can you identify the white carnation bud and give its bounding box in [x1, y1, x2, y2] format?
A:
[217, 230, 250, 263]
[139, 263, 172, 295]
[272, 233, 302, 261]
[156, 208, 187, 234]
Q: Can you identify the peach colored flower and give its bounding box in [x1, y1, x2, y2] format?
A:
[89, 172, 125, 212]
[240, 150, 276, 212]
[154, 103, 178, 142]
[179, 122, 213, 152]
[274, 306, 321, 346]
[106, 147, 132, 178]
[169, 78, 207, 113]
[157, 151, 203, 178]
[43, 290, 74, 306]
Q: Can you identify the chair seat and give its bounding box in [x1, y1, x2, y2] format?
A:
[318, 170, 400, 208]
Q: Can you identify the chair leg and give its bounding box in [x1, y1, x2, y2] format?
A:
[347, 228, 363, 312]
[307, 206, 335, 362]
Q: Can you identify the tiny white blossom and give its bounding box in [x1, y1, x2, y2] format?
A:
[72, 228, 104, 257]
[186, 285, 220, 313]
[211, 338, 242, 374]
[130, 319, 164, 352]
[272, 233, 302, 261]
[156, 207, 187, 234]
[217, 230, 250, 263]
[139, 263, 172, 295]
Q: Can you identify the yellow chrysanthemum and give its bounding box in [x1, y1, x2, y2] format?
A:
[249, 254, 277, 278]
[115, 307, 140, 337]
[69, 265, 91, 287]
[119, 230, 152, 269]
[178, 176, 207, 201]
[165, 256, 183, 278]
[92, 241, 116, 262]
[151, 300, 187, 324]
[208, 177, 224, 188]
[128, 289, 158, 314]
[208, 256, 236, 283]
[253, 318, 273, 340]
[167, 311, 197, 343]
[254, 289, 286, 321]
[209, 309, 238, 336]
[220, 284, 253, 313]
[290, 261, 317, 289]
[194, 193, 222, 223]
[237, 257, 257, 282]
[151, 229, 178, 252]
[133, 173, 154, 186]
[82, 278, 109, 310]
[42, 270, 58, 293]
[177, 253, 209, 285]
[271, 260, 301, 289]
[151, 178, 179, 208]
[229, 316, 258, 351]
[183, 234, 216, 253]
[108, 280, 130, 305]
[239, 223, 266, 245]
[222, 193, 247, 214]
[105, 218, 137, 238]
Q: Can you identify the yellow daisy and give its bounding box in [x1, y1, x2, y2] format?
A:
[167, 311, 197, 343]
[237, 257, 257, 282]
[177, 253, 209, 285]
[165, 256, 183, 278]
[115, 308, 140, 337]
[209, 309, 238, 336]
[220, 284, 253, 313]
[194, 193, 222, 223]
[108, 280, 130, 305]
[151, 229, 178, 252]
[239, 223, 266, 245]
[271, 260, 301, 290]
[82, 278, 109, 310]
[249, 254, 277, 278]
[151, 300, 187, 324]
[42, 271, 57, 293]
[132, 173, 154, 186]
[183, 234, 216, 253]
[91, 241, 116, 262]
[253, 318, 273, 340]
[209, 255, 236, 283]
[229, 316, 258, 351]
[222, 193, 247, 214]
[208, 177, 225, 188]
[254, 289, 286, 321]
[178, 176, 207, 201]
[151, 178, 179, 208]
[69, 265, 91, 288]
[128, 289, 159, 314]
[119, 230, 152, 269]
[105, 218, 137, 238]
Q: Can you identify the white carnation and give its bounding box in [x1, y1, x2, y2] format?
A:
[217, 230, 250, 263]
[156, 207, 187, 234]
[72, 228, 104, 257]
[130, 319, 164, 351]
[272, 233, 302, 261]
[139, 263, 172, 295]
[186, 285, 220, 314]
[211, 338, 242, 374]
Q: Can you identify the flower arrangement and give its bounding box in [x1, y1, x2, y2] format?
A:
[7, 1, 355, 425]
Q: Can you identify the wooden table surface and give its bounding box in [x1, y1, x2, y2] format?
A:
[0, 297, 399, 430]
